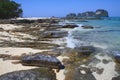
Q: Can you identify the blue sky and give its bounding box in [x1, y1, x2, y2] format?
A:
[14, 0, 120, 17]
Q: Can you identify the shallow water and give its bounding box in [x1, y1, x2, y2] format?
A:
[66, 18, 120, 55]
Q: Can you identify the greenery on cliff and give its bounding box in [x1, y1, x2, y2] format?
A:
[0, 0, 23, 19]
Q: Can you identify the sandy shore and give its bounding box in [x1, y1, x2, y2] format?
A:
[0, 23, 119, 80]
[0, 47, 50, 75]
[56, 56, 69, 80]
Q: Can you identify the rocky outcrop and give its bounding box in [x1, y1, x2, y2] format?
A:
[62, 24, 78, 28]
[0, 68, 56, 80]
[74, 67, 96, 80]
[112, 76, 120, 80]
[66, 9, 109, 19]
[78, 11, 95, 17]
[10, 54, 65, 72]
[95, 9, 109, 17]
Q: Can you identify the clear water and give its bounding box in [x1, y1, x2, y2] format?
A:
[66, 17, 120, 55]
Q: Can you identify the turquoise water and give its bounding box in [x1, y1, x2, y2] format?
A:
[66, 18, 120, 55]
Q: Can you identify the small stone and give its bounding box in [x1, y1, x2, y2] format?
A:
[102, 59, 109, 64]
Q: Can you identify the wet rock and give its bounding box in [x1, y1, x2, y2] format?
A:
[81, 25, 94, 29]
[96, 68, 104, 74]
[0, 28, 4, 31]
[14, 54, 65, 71]
[0, 68, 56, 80]
[115, 54, 120, 63]
[74, 67, 96, 80]
[102, 59, 109, 64]
[62, 24, 78, 28]
[42, 31, 68, 38]
[112, 76, 120, 80]
[74, 46, 95, 57]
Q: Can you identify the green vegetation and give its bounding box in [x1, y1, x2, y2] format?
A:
[0, 0, 23, 19]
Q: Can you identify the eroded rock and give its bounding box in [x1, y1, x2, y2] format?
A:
[0, 68, 56, 80]
[62, 24, 78, 28]
[12, 54, 65, 72]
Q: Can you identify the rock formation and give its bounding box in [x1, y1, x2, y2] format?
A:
[66, 9, 109, 19]
[0, 68, 56, 80]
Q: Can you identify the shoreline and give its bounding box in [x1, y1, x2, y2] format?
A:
[0, 19, 120, 80]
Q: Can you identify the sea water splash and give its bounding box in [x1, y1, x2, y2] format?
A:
[66, 23, 94, 48]
[66, 24, 83, 48]
[65, 18, 120, 80]
[66, 19, 120, 51]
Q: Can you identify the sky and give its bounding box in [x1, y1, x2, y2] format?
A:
[13, 0, 120, 17]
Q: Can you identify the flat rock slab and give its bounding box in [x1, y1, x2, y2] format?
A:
[0, 68, 56, 80]
[74, 67, 96, 80]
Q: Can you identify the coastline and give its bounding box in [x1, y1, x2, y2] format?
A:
[0, 18, 120, 80]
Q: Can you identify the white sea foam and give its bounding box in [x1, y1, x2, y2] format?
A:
[66, 23, 92, 48]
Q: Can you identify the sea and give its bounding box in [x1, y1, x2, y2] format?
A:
[62, 17, 120, 56]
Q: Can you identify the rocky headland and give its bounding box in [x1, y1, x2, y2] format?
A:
[65, 9, 109, 19]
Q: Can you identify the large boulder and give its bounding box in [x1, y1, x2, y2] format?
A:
[95, 9, 109, 17]
[18, 54, 65, 71]
[0, 68, 56, 80]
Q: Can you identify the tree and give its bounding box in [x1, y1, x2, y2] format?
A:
[0, 0, 23, 19]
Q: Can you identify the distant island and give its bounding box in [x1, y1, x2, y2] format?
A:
[65, 9, 109, 19]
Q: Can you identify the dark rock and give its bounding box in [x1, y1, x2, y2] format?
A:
[102, 59, 109, 64]
[74, 46, 95, 57]
[95, 9, 109, 17]
[62, 24, 78, 28]
[74, 67, 96, 80]
[0, 54, 11, 59]
[19, 54, 65, 70]
[96, 68, 104, 74]
[42, 31, 68, 38]
[81, 25, 94, 29]
[0, 28, 4, 31]
[37, 19, 59, 23]
[112, 76, 120, 80]
[0, 68, 56, 80]
[11, 19, 35, 24]
[115, 54, 120, 63]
